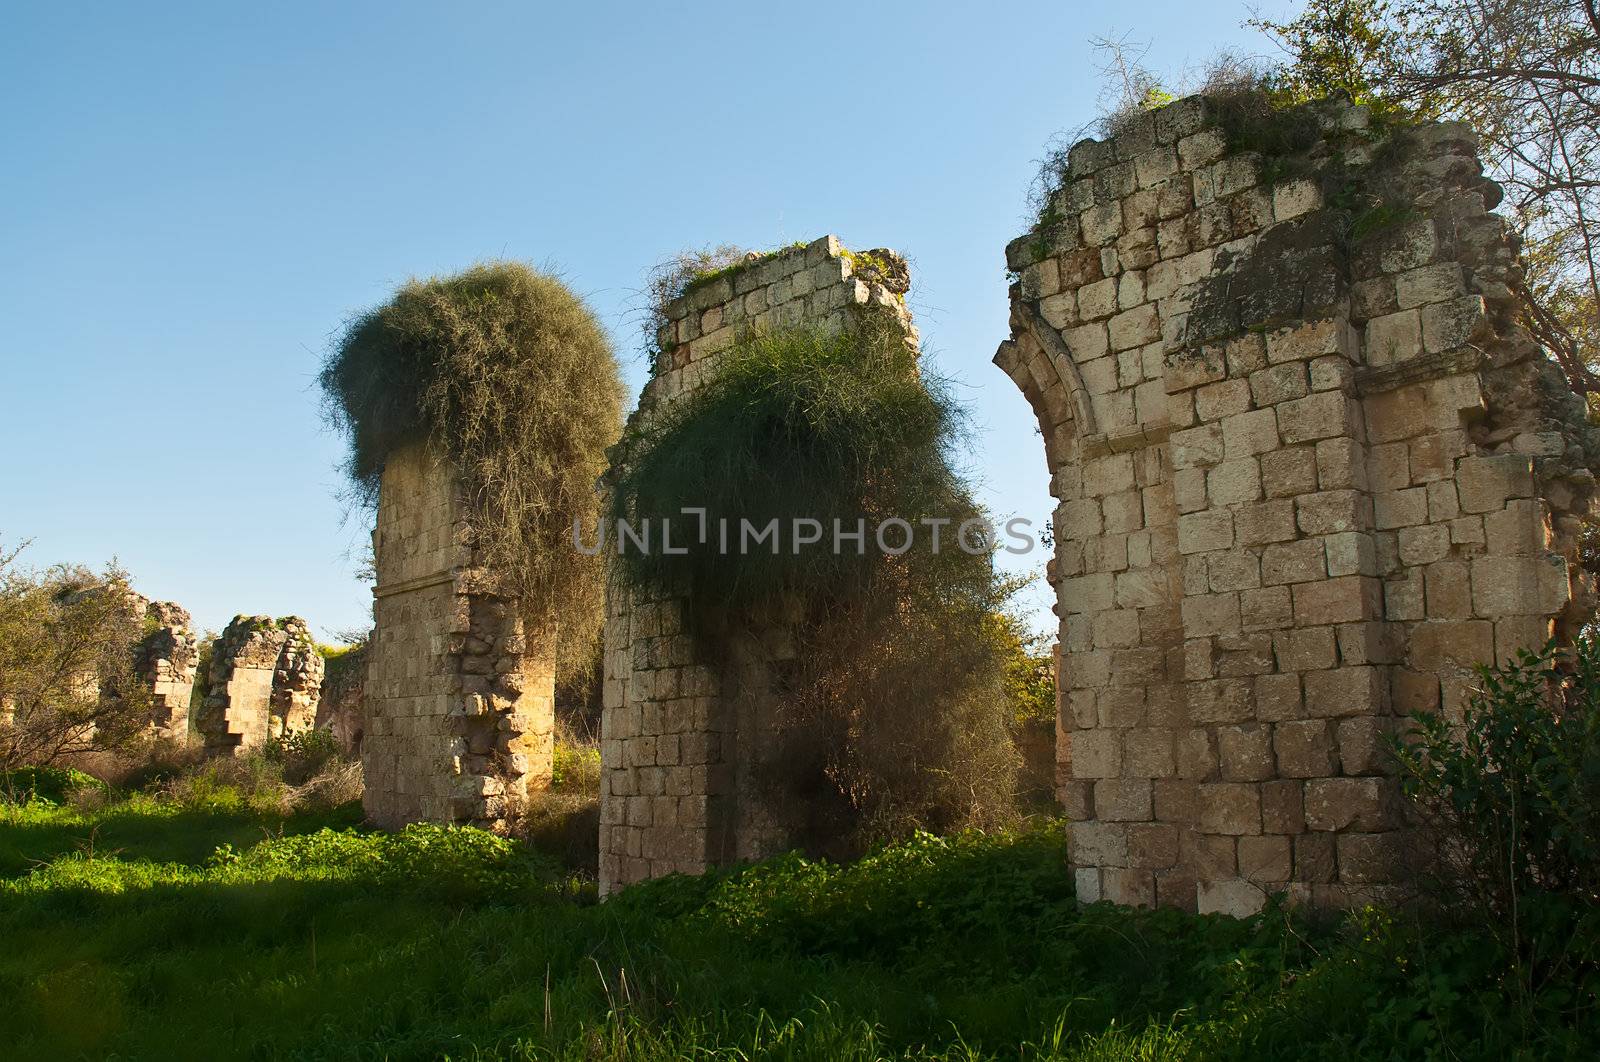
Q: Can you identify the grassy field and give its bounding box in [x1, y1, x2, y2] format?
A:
[1, 775, 1594, 1061]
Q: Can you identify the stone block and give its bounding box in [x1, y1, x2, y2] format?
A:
[1274, 720, 1338, 778]
[1171, 423, 1225, 469]
[1420, 296, 1486, 353]
[1336, 717, 1398, 776]
[1068, 729, 1123, 778]
[1278, 391, 1357, 444]
[1394, 262, 1464, 309]
[1222, 408, 1281, 459]
[1365, 310, 1421, 366]
[1197, 782, 1262, 835]
[1261, 779, 1305, 834]
[1070, 821, 1129, 865]
[1305, 778, 1399, 832]
[1262, 539, 1325, 585]
[1102, 868, 1157, 906]
[1456, 454, 1534, 514]
[1294, 833, 1337, 883]
[1250, 363, 1309, 406]
[1177, 510, 1234, 554]
[1483, 500, 1549, 555]
[1471, 556, 1571, 618]
[1219, 724, 1276, 781]
[1238, 835, 1292, 882]
[1303, 665, 1385, 718]
[1374, 488, 1428, 530]
[1235, 501, 1298, 545]
[1293, 576, 1380, 627]
[1298, 490, 1368, 536]
[1197, 877, 1268, 917]
[1096, 778, 1155, 821]
[1189, 677, 1254, 724]
[1240, 586, 1294, 630]
[1261, 447, 1318, 498]
[1208, 458, 1263, 505]
[1195, 378, 1253, 421]
[1254, 672, 1304, 722]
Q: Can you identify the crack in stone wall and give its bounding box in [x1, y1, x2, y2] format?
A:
[997, 96, 1599, 913]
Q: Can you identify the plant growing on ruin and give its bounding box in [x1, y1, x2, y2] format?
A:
[1395, 636, 1600, 913]
[0, 543, 155, 769]
[319, 262, 625, 674]
[609, 322, 1019, 852]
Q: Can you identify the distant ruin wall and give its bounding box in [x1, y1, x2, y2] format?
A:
[362, 441, 554, 829]
[998, 96, 1598, 913]
[133, 601, 198, 739]
[197, 615, 324, 756]
[599, 235, 918, 895]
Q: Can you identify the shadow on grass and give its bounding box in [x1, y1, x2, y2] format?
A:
[0, 800, 364, 878]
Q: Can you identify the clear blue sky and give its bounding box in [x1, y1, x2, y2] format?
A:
[0, 1, 1278, 641]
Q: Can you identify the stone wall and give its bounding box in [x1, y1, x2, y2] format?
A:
[133, 601, 198, 739]
[599, 235, 918, 895]
[362, 440, 554, 829]
[997, 96, 1598, 913]
[197, 615, 324, 756]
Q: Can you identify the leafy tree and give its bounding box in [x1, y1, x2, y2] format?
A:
[0, 542, 153, 768]
[1254, 0, 1600, 399]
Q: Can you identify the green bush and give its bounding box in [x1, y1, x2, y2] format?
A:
[319, 262, 625, 674]
[265, 727, 342, 785]
[610, 320, 975, 636]
[0, 765, 106, 806]
[608, 321, 1019, 853]
[1395, 635, 1600, 913]
[3, 790, 1600, 1058]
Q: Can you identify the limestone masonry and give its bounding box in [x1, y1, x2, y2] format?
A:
[362, 441, 555, 829]
[133, 600, 198, 739]
[598, 236, 919, 895]
[996, 96, 1599, 913]
[197, 615, 325, 755]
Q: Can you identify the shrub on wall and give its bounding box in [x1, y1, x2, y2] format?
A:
[609, 321, 1019, 853]
[319, 263, 625, 673]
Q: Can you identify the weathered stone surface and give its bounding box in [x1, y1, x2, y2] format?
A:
[997, 94, 1598, 912]
[363, 441, 552, 830]
[601, 238, 920, 895]
[132, 601, 198, 739]
[198, 615, 324, 756]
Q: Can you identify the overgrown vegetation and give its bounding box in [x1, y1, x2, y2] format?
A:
[0, 542, 154, 769]
[1393, 633, 1600, 1011]
[609, 321, 1023, 853]
[319, 262, 626, 675]
[1049, 1, 1598, 403]
[3, 779, 1598, 1058]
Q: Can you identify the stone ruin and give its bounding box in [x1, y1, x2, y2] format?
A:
[597, 236, 919, 895]
[316, 642, 367, 755]
[330, 98, 1597, 913]
[996, 96, 1598, 912]
[196, 615, 325, 756]
[361, 441, 555, 829]
[132, 601, 199, 739]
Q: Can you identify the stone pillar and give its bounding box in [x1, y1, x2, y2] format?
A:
[133, 601, 199, 739]
[599, 235, 918, 894]
[997, 96, 1596, 912]
[362, 440, 555, 829]
[197, 615, 325, 756]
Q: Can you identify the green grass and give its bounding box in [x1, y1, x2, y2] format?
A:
[1, 784, 1595, 1060]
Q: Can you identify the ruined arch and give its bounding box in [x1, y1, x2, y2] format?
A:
[997, 96, 1598, 912]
